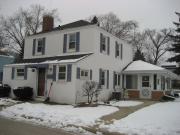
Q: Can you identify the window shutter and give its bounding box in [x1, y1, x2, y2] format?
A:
[107, 37, 110, 55]
[115, 41, 118, 58]
[42, 37, 46, 55]
[24, 67, 27, 80]
[100, 33, 103, 53]
[52, 65, 56, 81]
[11, 67, 15, 80]
[113, 71, 115, 89]
[76, 67, 80, 79]
[99, 68, 102, 85]
[63, 34, 67, 53]
[76, 32, 80, 52]
[107, 70, 109, 89]
[90, 69, 92, 80]
[67, 64, 72, 82]
[121, 44, 123, 59]
[32, 39, 36, 56]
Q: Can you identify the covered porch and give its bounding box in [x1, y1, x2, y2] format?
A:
[122, 60, 180, 100]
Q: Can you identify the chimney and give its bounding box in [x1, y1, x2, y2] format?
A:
[42, 15, 54, 32]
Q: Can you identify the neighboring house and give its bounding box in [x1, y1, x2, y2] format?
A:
[0, 51, 14, 83]
[3, 16, 133, 104]
[123, 60, 179, 100]
[3, 15, 179, 104]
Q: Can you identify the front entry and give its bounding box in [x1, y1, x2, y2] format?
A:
[38, 68, 46, 96]
[140, 75, 151, 99]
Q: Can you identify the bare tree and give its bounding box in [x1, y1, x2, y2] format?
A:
[82, 81, 100, 104]
[0, 4, 60, 60]
[88, 12, 138, 41]
[145, 29, 172, 65]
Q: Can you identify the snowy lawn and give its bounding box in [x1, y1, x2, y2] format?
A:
[100, 98, 180, 135]
[109, 100, 143, 107]
[0, 102, 118, 128]
[0, 98, 20, 106]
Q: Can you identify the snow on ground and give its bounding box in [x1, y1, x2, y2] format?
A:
[0, 98, 20, 106]
[109, 100, 143, 107]
[100, 98, 180, 135]
[0, 102, 118, 128]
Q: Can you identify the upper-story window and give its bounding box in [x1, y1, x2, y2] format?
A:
[100, 33, 110, 55]
[32, 38, 46, 56]
[115, 41, 123, 59]
[68, 33, 76, 50]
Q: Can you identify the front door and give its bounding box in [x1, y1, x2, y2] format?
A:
[140, 75, 151, 99]
[38, 68, 46, 96]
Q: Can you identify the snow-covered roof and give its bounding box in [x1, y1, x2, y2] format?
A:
[123, 60, 180, 79]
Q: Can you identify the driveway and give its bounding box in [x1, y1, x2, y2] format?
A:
[0, 116, 73, 135]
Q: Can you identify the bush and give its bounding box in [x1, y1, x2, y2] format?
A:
[13, 87, 33, 100]
[0, 84, 11, 97]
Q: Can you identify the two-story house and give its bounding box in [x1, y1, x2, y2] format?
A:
[3, 15, 132, 104]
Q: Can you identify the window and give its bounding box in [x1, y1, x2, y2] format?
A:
[142, 76, 150, 87]
[115, 42, 123, 58]
[102, 36, 106, 52]
[101, 70, 105, 86]
[101, 34, 109, 54]
[161, 76, 165, 90]
[80, 69, 89, 80]
[58, 65, 66, 81]
[126, 75, 137, 89]
[116, 45, 120, 57]
[37, 39, 43, 53]
[16, 68, 24, 78]
[69, 33, 76, 50]
[154, 74, 157, 90]
[114, 72, 121, 87]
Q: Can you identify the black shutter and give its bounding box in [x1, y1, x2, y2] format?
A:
[90, 69, 92, 80]
[67, 64, 72, 82]
[115, 41, 118, 58]
[76, 32, 80, 52]
[113, 71, 115, 89]
[107, 70, 109, 89]
[24, 67, 27, 80]
[32, 39, 36, 56]
[99, 68, 102, 85]
[121, 44, 123, 59]
[42, 37, 46, 55]
[52, 65, 56, 81]
[107, 37, 110, 55]
[100, 33, 103, 53]
[63, 34, 67, 53]
[11, 67, 15, 80]
[76, 67, 80, 79]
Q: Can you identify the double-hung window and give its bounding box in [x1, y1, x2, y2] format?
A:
[80, 69, 89, 80]
[101, 34, 109, 54]
[114, 72, 121, 87]
[68, 33, 76, 50]
[37, 39, 43, 53]
[58, 65, 66, 81]
[16, 68, 25, 79]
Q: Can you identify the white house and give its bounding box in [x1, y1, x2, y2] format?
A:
[3, 16, 132, 104]
[3, 16, 179, 104]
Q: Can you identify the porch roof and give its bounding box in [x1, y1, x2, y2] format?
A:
[122, 60, 180, 80]
[5, 53, 92, 67]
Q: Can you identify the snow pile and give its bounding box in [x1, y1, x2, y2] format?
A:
[0, 102, 118, 128]
[100, 101, 180, 135]
[0, 98, 20, 106]
[110, 100, 143, 107]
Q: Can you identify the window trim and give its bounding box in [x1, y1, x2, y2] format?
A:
[67, 33, 76, 52]
[80, 69, 90, 80]
[35, 38, 44, 55]
[101, 35, 108, 54]
[58, 65, 67, 82]
[100, 69, 107, 88]
[116, 42, 121, 58]
[114, 72, 121, 88]
[15, 68, 25, 79]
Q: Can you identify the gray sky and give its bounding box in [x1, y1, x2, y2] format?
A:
[0, 0, 180, 30]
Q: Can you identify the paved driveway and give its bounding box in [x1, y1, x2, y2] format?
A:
[0, 116, 74, 135]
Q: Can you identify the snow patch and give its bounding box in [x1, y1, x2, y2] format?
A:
[0, 98, 20, 106]
[109, 100, 143, 107]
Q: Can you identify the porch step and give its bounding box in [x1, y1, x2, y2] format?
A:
[35, 97, 45, 102]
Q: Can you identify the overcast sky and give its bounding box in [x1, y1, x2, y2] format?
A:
[0, 0, 180, 30]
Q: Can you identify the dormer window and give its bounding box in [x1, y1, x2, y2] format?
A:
[32, 38, 46, 56]
[69, 33, 76, 50]
[37, 39, 43, 53]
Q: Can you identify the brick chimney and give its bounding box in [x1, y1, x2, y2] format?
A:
[42, 15, 54, 32]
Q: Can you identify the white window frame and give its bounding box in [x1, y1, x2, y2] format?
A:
[101, 70, 107, 88]
[58, 65, 67, 82]
[80, 69, 90, 80]
[15, 68, 25, 79]
[101, 35, 108, 54]
[67, 33, 76, 52]
[35, 38, 43, 55]
[115, 72, 121, 88]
